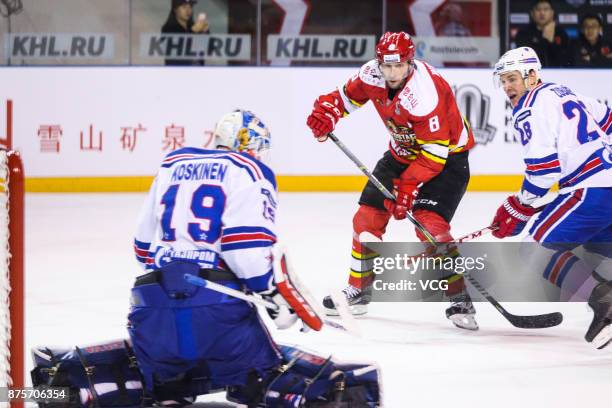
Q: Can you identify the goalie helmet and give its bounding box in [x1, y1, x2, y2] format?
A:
[213, 109, 271, 163]
[493, 47, 542, 88]
[375, 31, 415, 64]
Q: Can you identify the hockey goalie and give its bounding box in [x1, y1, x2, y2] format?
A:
[31, 109, 381, 408]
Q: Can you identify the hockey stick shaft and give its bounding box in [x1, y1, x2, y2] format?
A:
[185, 273, 279, 309]
[399, 226, 495, 265]
[183, 273, 351, 332]
[327, 132, 561, 328]
[455, 225, 495, 243]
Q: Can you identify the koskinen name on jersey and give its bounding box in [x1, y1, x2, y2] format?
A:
[171, 162, 228, 182]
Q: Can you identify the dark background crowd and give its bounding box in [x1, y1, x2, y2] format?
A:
[1, 0, 609, 68]
[510, 0, 612, 67]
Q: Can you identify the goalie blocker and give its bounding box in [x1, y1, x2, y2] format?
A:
[30, 339, 381, 407]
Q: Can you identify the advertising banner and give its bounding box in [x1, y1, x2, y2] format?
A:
[5, 33, 114, 60]
[0, 67, 609, 185]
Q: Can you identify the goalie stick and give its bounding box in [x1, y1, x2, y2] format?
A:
[183, 273, 360, 335]
[327, 132, 563, 329]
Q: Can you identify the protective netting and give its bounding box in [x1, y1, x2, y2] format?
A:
[0, 150, 12, 389]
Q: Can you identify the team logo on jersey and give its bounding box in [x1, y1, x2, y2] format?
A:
[453, 84, 497, 145]
[386, 119, 416, 147]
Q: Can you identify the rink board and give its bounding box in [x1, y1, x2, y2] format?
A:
[0, 66, 609, 191]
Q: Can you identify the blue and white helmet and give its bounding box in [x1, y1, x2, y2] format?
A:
[493, 47, 542, 87]
[213, 109, 271, 163]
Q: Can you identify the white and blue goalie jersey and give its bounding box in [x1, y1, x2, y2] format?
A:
[512, 82, 612, 204]
[134, 147, 278, 293]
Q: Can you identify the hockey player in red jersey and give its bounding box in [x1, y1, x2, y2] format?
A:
[306, 32, 478, 330]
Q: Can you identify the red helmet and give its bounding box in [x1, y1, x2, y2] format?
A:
[375, 32, 415, 64]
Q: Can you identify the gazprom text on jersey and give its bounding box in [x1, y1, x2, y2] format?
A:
[171, 162, 228, 182]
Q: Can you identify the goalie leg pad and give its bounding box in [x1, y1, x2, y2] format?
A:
[226, 344, 382, 407]
[268, 344, 381, 407]
[31, 339, 221, 408]
[31, 340, 148, 408]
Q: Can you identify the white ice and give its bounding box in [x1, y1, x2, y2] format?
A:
[24, 192, 612, 407]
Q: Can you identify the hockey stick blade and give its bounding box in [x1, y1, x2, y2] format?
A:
[464, 274, 563, 329]
[329, 291, 362, 337]
[505, 311, 563, 329]
[322, 318, 353, 333]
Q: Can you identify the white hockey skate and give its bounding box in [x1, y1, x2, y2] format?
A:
[445, 291, 479, 331]
[323, 284, 371, 316]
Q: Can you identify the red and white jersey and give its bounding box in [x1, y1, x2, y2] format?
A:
[134, 147, 278, 293]
[332, 59, 474, 183]
[512, 83, 612, 203]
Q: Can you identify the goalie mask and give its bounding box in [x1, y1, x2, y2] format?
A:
[493, 47, 542, 88]
[214, 109, 271, 163]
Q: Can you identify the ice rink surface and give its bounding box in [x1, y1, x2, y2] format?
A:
[25, 192, 612, 407]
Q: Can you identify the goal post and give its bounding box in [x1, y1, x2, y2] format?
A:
[0, 149, 24, 408]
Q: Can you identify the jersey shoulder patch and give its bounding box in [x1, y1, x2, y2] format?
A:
[358, 59, 386, 88]
[398, 60, 439, 117]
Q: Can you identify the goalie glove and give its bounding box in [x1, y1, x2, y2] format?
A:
[270, 245, 324, 331]
[262, 290, 298, 330]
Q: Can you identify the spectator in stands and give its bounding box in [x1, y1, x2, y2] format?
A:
[570, 13, 612, 67]
[162, 0, 210, 66]
[436, 2, 472, 37]
[514, 0, 570, 67]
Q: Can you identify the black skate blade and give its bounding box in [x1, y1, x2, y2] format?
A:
[507, 311, 563, 329]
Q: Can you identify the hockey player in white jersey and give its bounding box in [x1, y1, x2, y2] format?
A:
[491, 47, 612, 349]
[128, 110, 381, 407]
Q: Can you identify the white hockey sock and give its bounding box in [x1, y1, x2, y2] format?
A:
[567, 275, 600, 302]
[542, 250, 597, 301]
